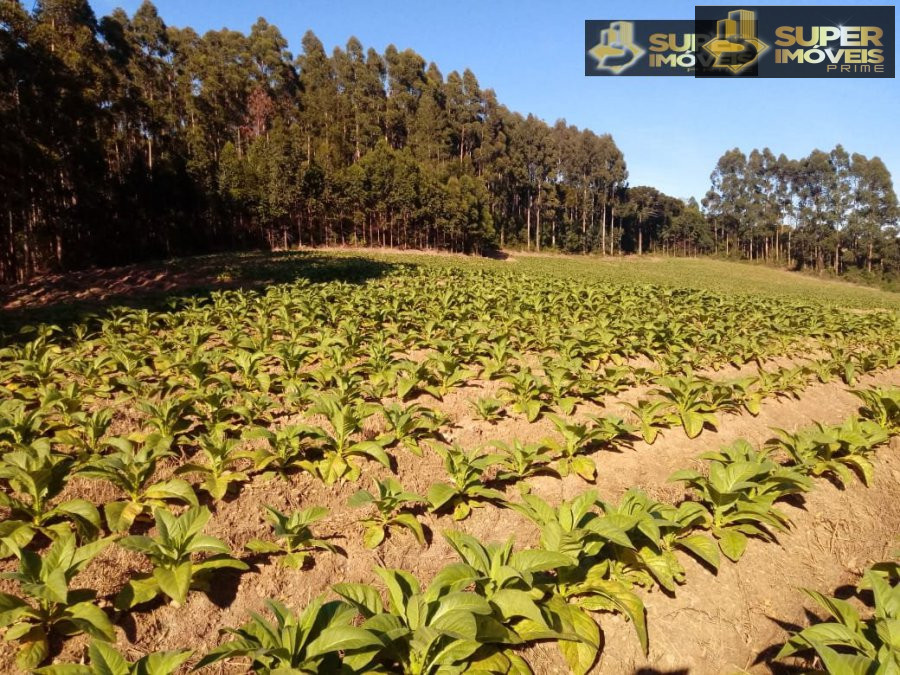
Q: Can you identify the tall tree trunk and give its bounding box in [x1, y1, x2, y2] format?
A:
[609, 203, 615, 255]
[637, 216, 643, 255]
[601, 197, 607, 255]
[581, 187, 587, 253]
[526, 194, 532, 251]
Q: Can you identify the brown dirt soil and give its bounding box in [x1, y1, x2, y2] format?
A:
[0, 247, 467, 311]
[0, 367, 898, 674]
[0, 258, 274, 312]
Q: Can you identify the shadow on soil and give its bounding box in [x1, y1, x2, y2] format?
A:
[753, 577, 880, 673]
[0, 251, 400, 344]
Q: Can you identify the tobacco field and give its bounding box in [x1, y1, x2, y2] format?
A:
[1, 252, 899, 674]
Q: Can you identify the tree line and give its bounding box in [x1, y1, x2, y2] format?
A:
[606, 148, 899, 282]
[1, 1, 898, 285]
[0, 0, 628, 283]
[703, 146, 900, 278]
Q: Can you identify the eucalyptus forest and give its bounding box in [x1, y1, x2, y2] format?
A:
[2, 0, 899, 284]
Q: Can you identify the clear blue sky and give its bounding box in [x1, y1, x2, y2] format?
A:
[95, 0, 899, 202]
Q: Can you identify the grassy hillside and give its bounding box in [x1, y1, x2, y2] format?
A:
[286, 250, 900, 310]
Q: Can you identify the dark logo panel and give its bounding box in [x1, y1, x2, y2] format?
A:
[585, 20, 698, 76]
[585, 6, 894, 78]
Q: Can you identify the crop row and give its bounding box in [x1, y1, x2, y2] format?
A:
[1, 387, 897, 672]
[0, 354, 894, 552]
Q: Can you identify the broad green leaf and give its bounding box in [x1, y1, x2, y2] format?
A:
[305, 625, 382, 658]
[333, 583, 384, 617]
[491, 588, 546, 626]
[105, 501, 144, 533]
[87, 639, 130, 675]
[53, 500, 102, 530]
[64, 601, 115, 641]
[571, 456, 597, 483]
[363, 525, 386, 549]
[142, 649, 194, 675]
[347, 490, 374, 508]
[153, 562, 193, 606]
[557, 604, 600, 675]
[427, 482, 457, 510]
[144, 479, 198, 506]
[677, 533, 721, 570]
[717, 529, 748, 562]
[430, 609, 479, 640]
[14, 625, 49, 670]
[391, 513, 425, 546]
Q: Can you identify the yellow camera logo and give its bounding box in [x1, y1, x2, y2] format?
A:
[702, 9, 769, 73]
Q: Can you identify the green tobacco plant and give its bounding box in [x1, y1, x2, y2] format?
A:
[477, 338, 519, 380]
[852, 386, 900, 432]
[246, 505, 339, 568]
[0, 532, 113, 670]
[831, 346, 861, 385]
[490, 438, 559, 483]
[426, 444, 505, 520]
[809, 357, 839, 384]
[136, 396, 196, 446]
[548, 567, 648, 675]
[0, 399, 54, 447]
[768, 417, 889, 487]
[652, 375, 719, 439]
[348, 478, 425, 549]
[115, 506, 248, 609]
[754, 365, 809, 405]
[393, 360, 431, 401]
[246, 423, 315, 478]
[0, 439, 101, 553]
[196, 597, 380, 674]
[501, 369, 550, 422]
[441, 531, 574, 636]
[79, 434, 197, 532]
[305, 363, 366, 402]
[670, 440, 811, 562]
[423, 351, 475, 399]
[301, 394, 391, 484]
[196, 382, 255, 431]
[623, 399, 677, 445]
[596, 489, 720, 592]
[506, 491, 648, 673]
[542, 362, 580, 415]
[175, 430, 249, 500]
[546, 414, 633, 482]
[378, 402, 446, 457]
[506, 490, 634, 560]
[725, 375, 764, 417]
[54, 408, 114, 462]
[470, 396, 506, 424]
[2, 329, 66, 388]
[334, 566, 525, 674]
[776, 566, 900, 673]
[33, 640, 192, 675]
